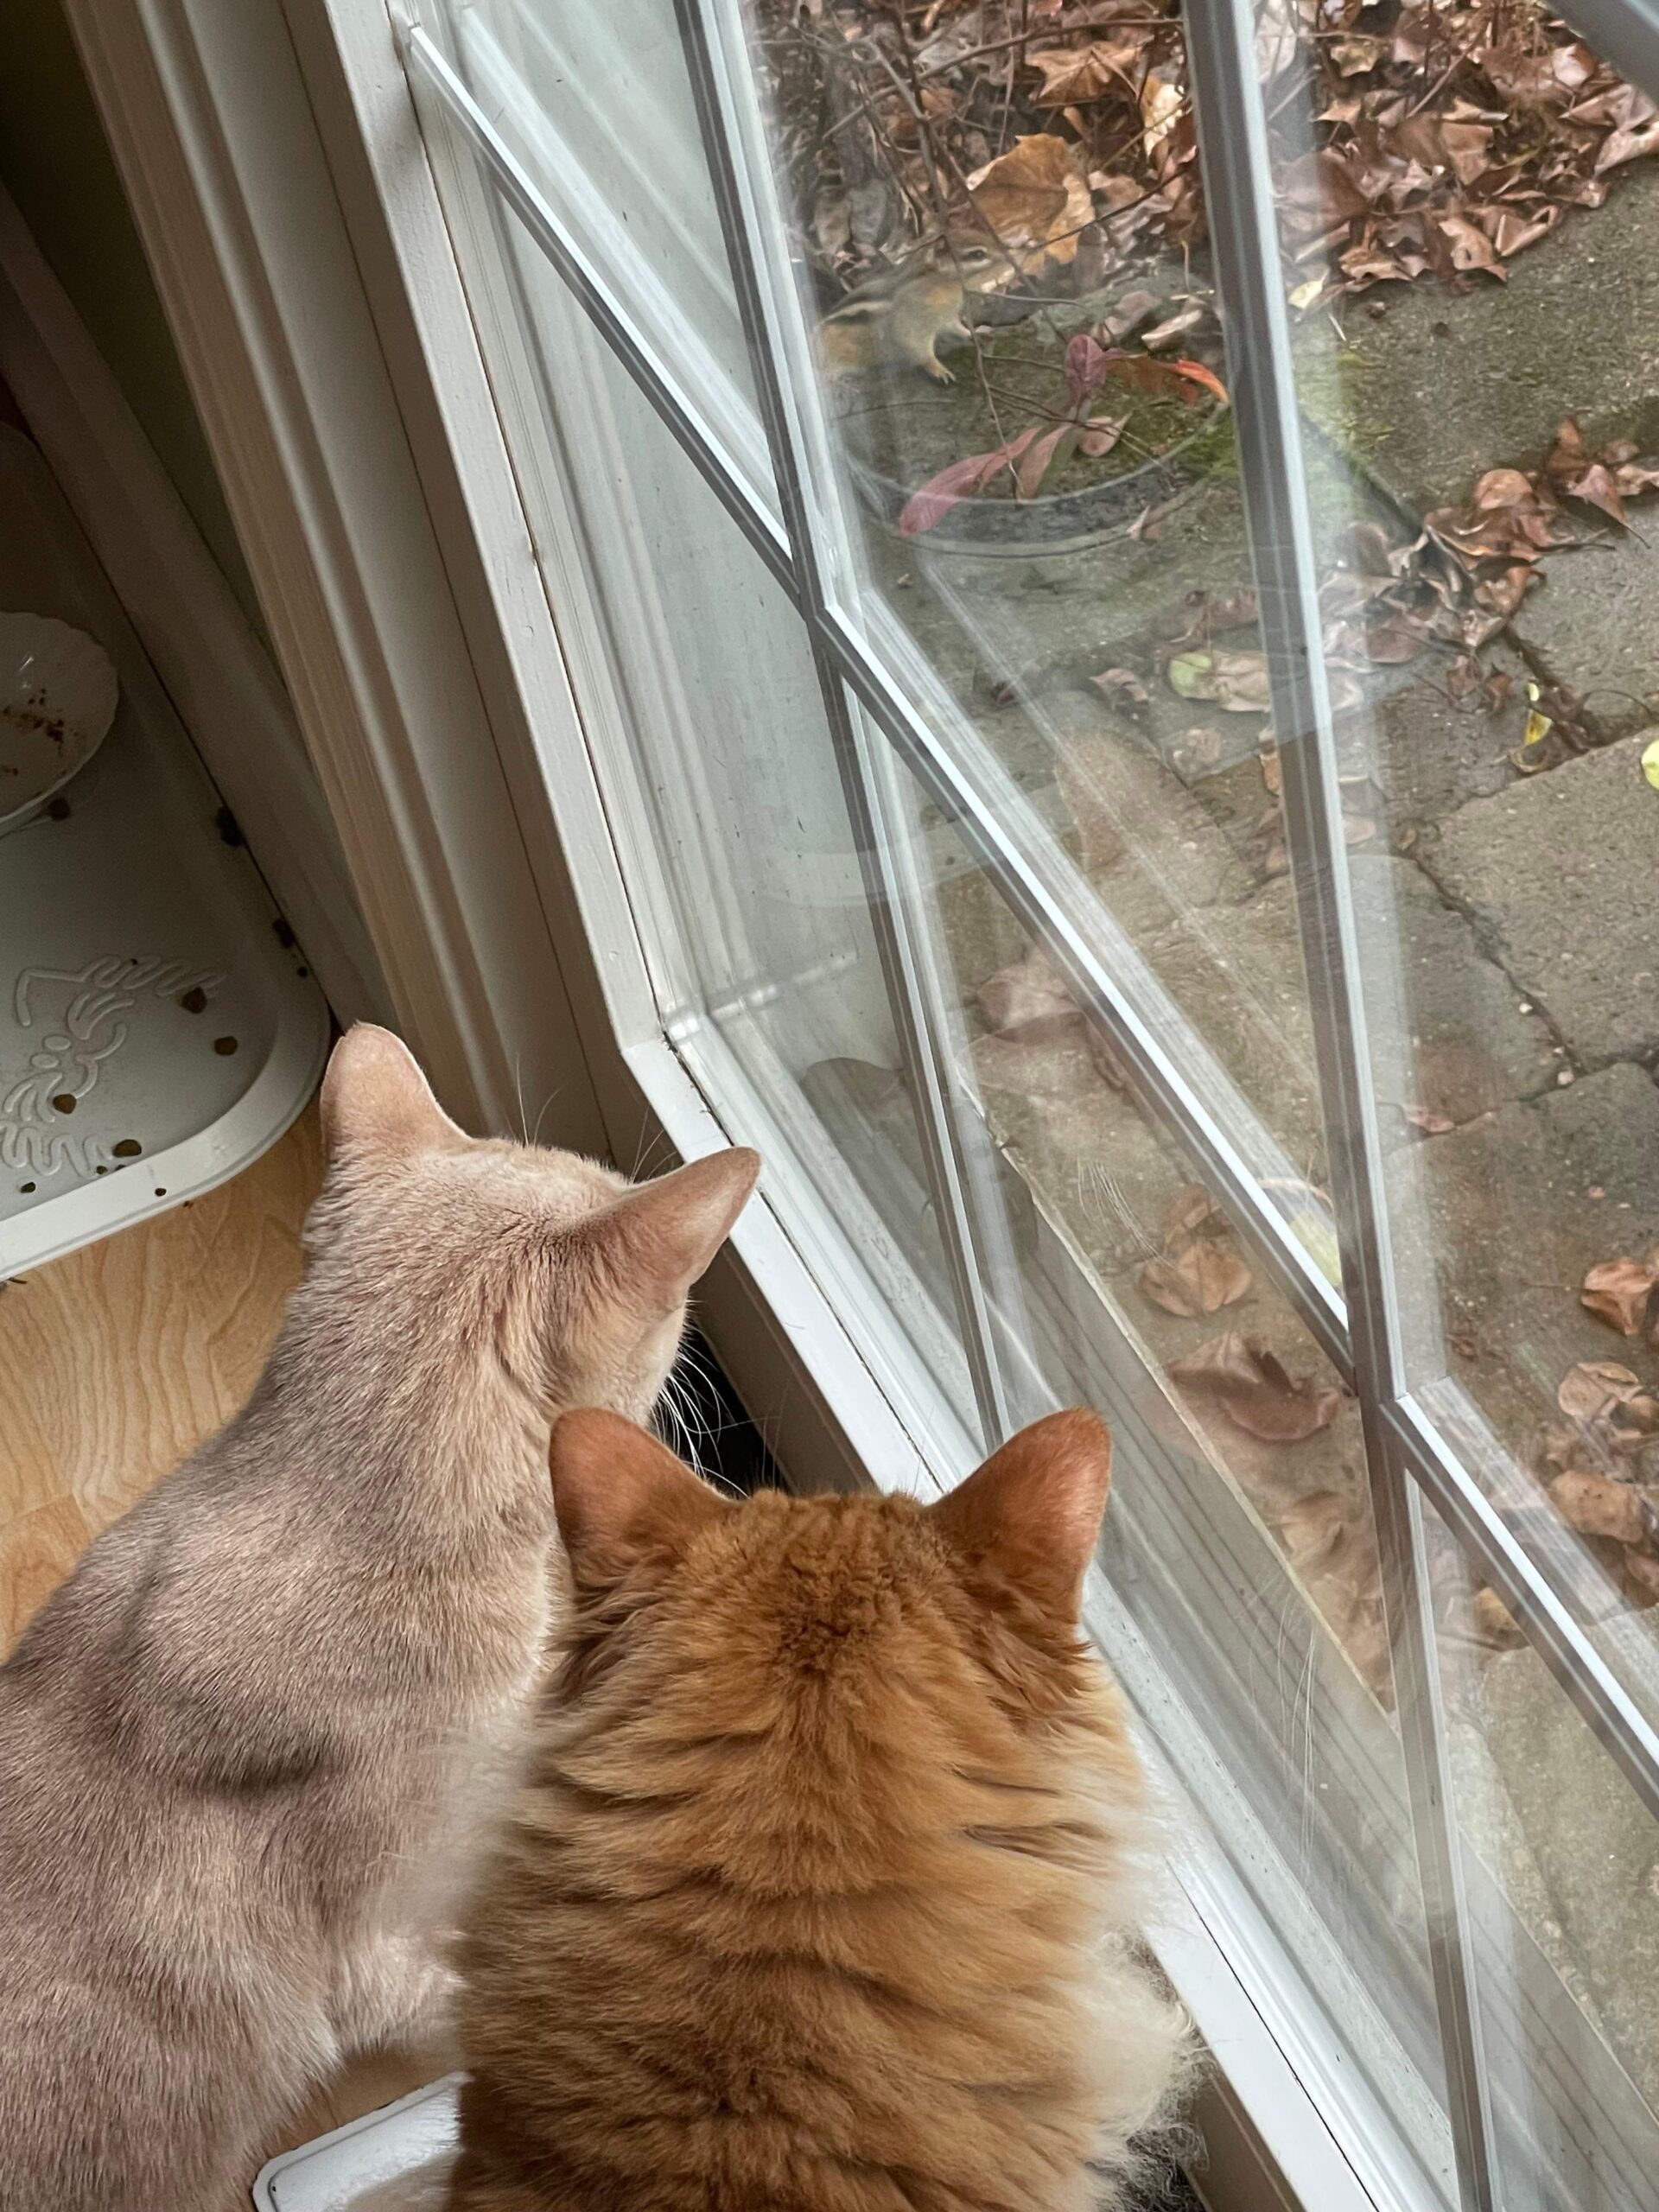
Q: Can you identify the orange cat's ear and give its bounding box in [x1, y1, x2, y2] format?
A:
[931, 1409, 1111, 1622]
[585, 1148, 760, 1313]
[320, 1025, 467, 1160]
[550, 1408, 728, 1575]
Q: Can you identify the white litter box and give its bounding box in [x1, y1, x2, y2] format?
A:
[0, 425, 328, 1269]
[253, 2076, 461, 2211]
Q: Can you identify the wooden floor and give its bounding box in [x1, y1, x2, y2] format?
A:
[0, 1103, 438, 2198]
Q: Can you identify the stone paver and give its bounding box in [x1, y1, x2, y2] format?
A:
[1421, 734, 1659, 1068]
[1295, 166, 1659, 521]
[1510, 538, 1659, 736]
[1392, 1064, 1659, 1438]
[1364, 644, 1532, 824]
[1348, 855, 1564, 1123]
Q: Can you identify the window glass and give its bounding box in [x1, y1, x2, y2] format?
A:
[874, 753, 1458, 2197]
[433, 0, 772, 508]
[481, 199, 979, 1433]
[737, 0, 1334, 1176]
[403, 0, 1659, 2198]
[1427, 1494, 1659, 2212]
[1255, 23, 1659, 1727]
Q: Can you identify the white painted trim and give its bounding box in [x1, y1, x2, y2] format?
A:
[0, 181, 386, 1032]
[57, 0, 607, 1151]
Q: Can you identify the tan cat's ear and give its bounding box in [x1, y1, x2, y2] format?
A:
[550, 1408, 728, 1573]
[931, 1409, 1111, 1622]
[320, 1025, 467, 1160]
[587, 1147, 760, 1313]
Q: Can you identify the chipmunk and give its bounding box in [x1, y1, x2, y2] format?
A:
[817, 237, 1016, 385]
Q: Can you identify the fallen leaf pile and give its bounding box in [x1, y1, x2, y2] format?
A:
[1277, 4, 1659, 305]
[753, 0, 1659, 323]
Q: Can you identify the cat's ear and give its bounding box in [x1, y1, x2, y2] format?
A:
[550, 1408, 728, 1576]
[320, 1025, 467, 1160]
[586, 1148, 760, 1312]
[931, 1409, 1111, 1622]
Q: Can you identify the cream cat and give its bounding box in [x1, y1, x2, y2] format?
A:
[0, 1024, 758, 2212]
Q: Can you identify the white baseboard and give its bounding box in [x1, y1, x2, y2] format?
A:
[0, 179, 389, 1030]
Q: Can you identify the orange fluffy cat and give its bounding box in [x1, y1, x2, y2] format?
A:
[447, 1406, 1190, 2212]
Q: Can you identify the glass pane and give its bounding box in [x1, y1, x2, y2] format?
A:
[463, 188, 977, 1433]
[735, 0, 1334, 1179]
[426, 0, 770, 502]
[816, 744, 1456, 2200]
[1254, 12, 1659, 1711]
[1427, 1495, 1659, 2212]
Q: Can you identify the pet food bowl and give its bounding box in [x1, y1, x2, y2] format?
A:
[0, 611, 118, 831]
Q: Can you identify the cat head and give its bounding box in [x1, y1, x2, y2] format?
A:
[306, 1024, 759, 1421]
[546, 1404, 1116, 1715]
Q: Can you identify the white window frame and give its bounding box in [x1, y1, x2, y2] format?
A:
[60, 2, 1650, 2207]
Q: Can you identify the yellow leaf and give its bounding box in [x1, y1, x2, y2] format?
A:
[1288, 276, 1325, 310]
[1643, 735, 1659, 790]
[1523, 709, 1552, 745]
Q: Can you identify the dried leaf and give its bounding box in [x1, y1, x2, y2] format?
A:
[1141, 305, 1205, 349]
[968, 135, 1095, 265]
[1550, 1468, 1658, 1548]
[1015, 422, 1077, 499]
[1403, 1103, 1457, 1134]
[1161, 1183, 1218, 1244]
[1138, 1236, 1254, 1317]
[1332, 34, 1386, 75]
[1167, 647, 1271, 711]
[1091, 665, 1150, 709]
[1024, 37, 1146, 105]
[1582, 1256, 1659, 1337]
[1598, 113, 1659, 170]
[1077, 413, 1126, 459]
[1170, 1331, 1342, 1442]
[1103, 288, 1161, 343]
[1169, 725, 1224, 777]
[898, 429, 1039, 537]
[1557, 1359, 1659, 1428]
[1275, 1491, 1348, 1570]
[1065, 332, 1113, 405]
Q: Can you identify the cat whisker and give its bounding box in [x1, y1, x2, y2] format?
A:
[529, 1085, 564, 1150]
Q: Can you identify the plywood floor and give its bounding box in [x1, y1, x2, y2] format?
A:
[0, 1102, 438, 2198]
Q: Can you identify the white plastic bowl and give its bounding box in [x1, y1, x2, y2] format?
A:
[0, 611, 118, 831]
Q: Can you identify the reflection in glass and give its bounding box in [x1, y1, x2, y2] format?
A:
[429, 0, 769, 497]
